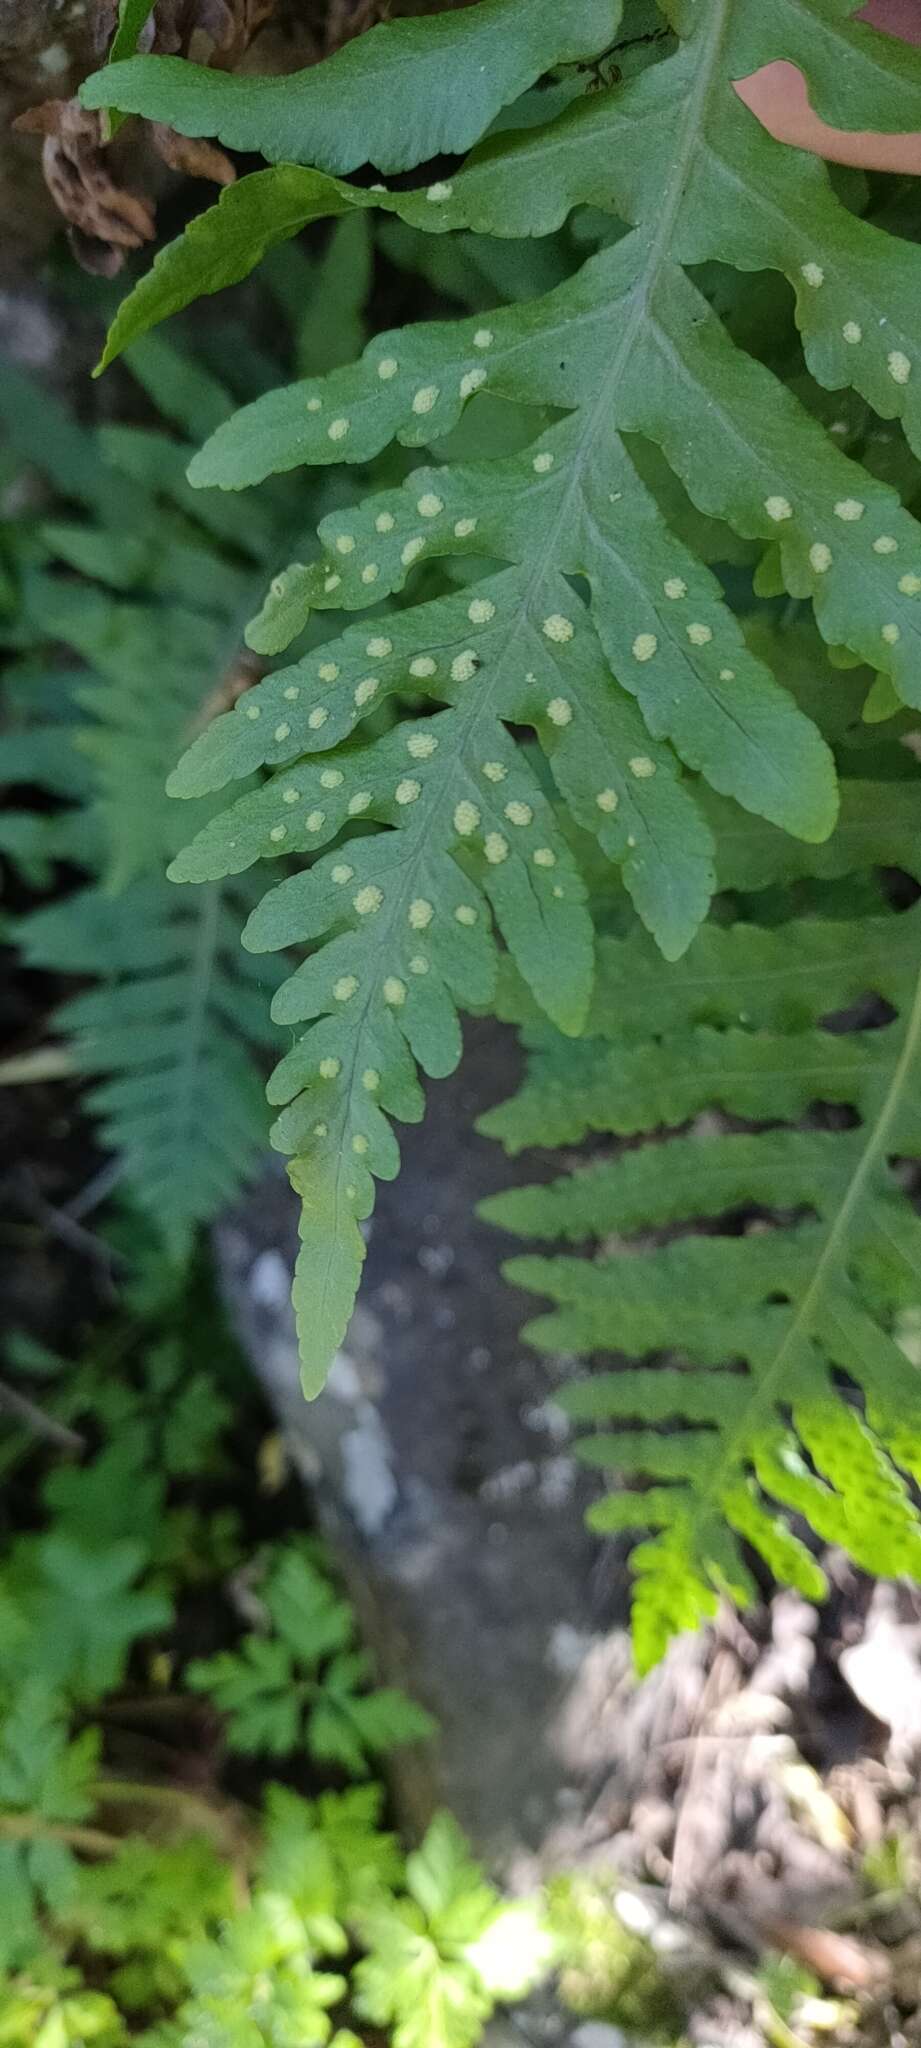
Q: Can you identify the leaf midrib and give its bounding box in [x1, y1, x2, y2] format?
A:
[678, 949, 921, 1550]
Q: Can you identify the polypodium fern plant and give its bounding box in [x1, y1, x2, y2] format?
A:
[79, 0, 921, 1402]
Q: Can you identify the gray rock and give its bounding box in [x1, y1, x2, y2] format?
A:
[215, 1022, 607, 1872]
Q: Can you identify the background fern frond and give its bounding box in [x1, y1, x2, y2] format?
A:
[0, 346, 323, 1249]
[15, 879, 274, 1256]
[481, 764, 921, 1671]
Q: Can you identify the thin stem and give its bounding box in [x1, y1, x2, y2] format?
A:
[99, 1692, 202, 1720]
[0, 1046, 74, 1085]
[0, 1378, 84, 1452]
[757, 2001, 814, 2048]
[0, 1813, 120, 1857]
[93, 1777, 251, 1851]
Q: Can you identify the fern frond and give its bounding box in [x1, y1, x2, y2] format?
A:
[88, 0, 921, 1387]
[481, 774, 921, 1669]
[2, 355, 311, 1246]
[16, 879, 274, 1256]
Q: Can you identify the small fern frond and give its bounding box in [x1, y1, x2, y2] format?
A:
[481, 774, 921, 1670]
[16, 879, 275, 1256]
[2, 351, 311, 1247]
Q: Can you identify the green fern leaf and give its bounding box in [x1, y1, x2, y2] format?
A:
[187, 1636, 305, 1756]
[81, 0, 621, 172]
[61, 1836, 232, 1961]
[0, 1682, 99, 1828]
[261, 1783, 404, 1907]
[92, 169, 365, 373]
[4, 361, 308, 1250]
[260, 1782, 403, 1926]
[15, 877, 276, 1257]
[166, 436, 834, 1377]
[307, 1664, 435, 1779]
[94, 0, 921, 1391]
[179, 1899, 346, 2048]
[482, 783, 921, 1669]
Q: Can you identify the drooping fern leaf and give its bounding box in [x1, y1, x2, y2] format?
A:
[83, 0, 619, 176]
[84, 0, 921, 1389]
[480, 758, 921, 1671]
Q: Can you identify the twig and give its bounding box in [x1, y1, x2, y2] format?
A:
[757, 2002, 814, 2048]
[668, 1634, 740, 1912]
[17, 1171, 126, 1274]
[65, 1154, 125, 1221]
[93, 1776, 251, 1854]
[0, 1046, 74, 1085]
[99, 1692, 204, 1720]
[0, 1812, 120, 1856]
[0, 1376, 84, 1452]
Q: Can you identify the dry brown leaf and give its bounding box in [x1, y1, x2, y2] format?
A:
[192, 650, 267, 734]
[13, 98, 155, 275]
[150, 122, 236, 183]
[759, 1916, 890, 1992]
[153, 0, 275, 66]
[92, 2, 122, 57]
[323, 0, 384, 55]
[14, 0, 278, 265]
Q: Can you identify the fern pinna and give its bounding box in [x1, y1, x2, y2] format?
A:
[81, 0, 921, 1644]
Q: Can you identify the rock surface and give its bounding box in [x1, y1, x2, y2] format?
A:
[216, 1019, 608, 1876]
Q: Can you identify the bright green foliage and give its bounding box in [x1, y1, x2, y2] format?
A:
[0, 1685, 100, 1967]
[481, 753, 921, 1670]
[66, 1833, 232, 1953]
[0, 1962, 126, 2047]
[352, 1814, 550, 2048]
[175, 1903, 348, 2048]
[80, 0, 921, 1393]
[164, 1805, 546, 2048]
[187, 1547, 435, 1769]
[0, 1303, 527, 2048]
[61, 1837, 234, 2014]
[260, 1785, 405, 1915]
[1, 1536, 171, 1704]
[44, 0, 921, 1676]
